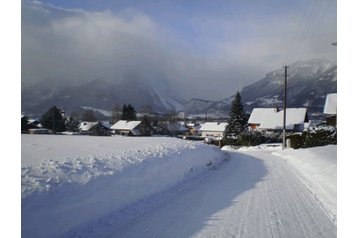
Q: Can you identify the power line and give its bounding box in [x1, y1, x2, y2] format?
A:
[284, 0, 333, 65]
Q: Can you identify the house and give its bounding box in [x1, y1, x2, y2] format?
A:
[110, 120, 143, 136]
[27, 119, 42, 129]
[186, 123, 201, 135]
[78, 121, 110, 135]
[323, 93, 337, 126]
[248, 108, 308, 132]
[199, 122, 228, 138]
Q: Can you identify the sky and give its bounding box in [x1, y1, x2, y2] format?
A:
[22, 0, 337, 100]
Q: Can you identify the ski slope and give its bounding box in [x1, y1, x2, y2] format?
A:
[67, 147, 336, 237]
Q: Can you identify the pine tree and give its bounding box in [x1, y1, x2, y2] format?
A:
[111, 104, 121, 124]
[21, 116, 29, 132]
[40, 106, 66, 133]
[139, 116, 153, 136]
[225, 91, 247, 138]
[122, 104, 137, 120]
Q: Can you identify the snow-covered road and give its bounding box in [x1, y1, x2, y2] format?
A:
[72, 149, 337, 238]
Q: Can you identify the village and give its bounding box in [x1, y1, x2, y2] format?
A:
[21, 93, 336, 149]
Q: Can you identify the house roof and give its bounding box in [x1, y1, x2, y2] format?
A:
[110, 120, 142, 130]
[323, 93, 337, 114]
[248, 108, 308, 130]
[199, 122, 228, 132]
[78, 122, 98, 131]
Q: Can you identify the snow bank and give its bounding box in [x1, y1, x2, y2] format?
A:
[22, 135, 226, 238]
[222, 143, 282, 152]
[273, 145, 337, 222]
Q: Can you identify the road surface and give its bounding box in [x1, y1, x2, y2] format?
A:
[68, 149, 336, 238]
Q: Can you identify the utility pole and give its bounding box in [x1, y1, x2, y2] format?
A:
[282, 65, 288, 149]
[53, 108, 56, 134]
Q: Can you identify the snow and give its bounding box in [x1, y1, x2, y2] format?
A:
[22, 135, 336, 237]
[78, 121, 98, 131]
[21, 135, 226, 238]
[273, 145, 337, 222]
[199, 122, 228, 132]
[248, 108, 307, 130]
[89, 145, 335, 237]
[224, 144, 336, 224]
[110, 120, 142, 130]
[323, 93, 337, 114]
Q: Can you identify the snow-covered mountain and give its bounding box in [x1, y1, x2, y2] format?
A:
[21, 76, 184, 116]
[22, 59, 336, 118]
[240, 59, 337, 117]
[182, 96, 234, 116]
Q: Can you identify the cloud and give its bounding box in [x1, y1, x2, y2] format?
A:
[22, 1, 336, 100]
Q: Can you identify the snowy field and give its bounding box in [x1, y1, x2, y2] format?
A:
[21, 135, 226, 238]
[22, 135, 336, 237]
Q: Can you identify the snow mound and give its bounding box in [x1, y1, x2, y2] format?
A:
[22, 135, 227, 238]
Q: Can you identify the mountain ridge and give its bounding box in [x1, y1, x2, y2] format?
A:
[22, 59, 336, 119]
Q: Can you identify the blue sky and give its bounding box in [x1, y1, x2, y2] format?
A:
[22, 0, 337, 100]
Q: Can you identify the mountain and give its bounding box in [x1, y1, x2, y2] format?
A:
[22, 59, 336, 119]
[21, 76, 184, 116]
[182, 59, 337, 119]
[182, 96, 234, 117]
[240, 59, 337, 118]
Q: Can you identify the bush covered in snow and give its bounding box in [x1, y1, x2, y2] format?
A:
[223, 131, 282, 147]
[288, 126, 337, 149]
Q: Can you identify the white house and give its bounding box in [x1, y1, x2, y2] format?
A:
[199, 122, 228, 138]
[248, 108, 308, 132]
[78, 121, 110, 135]
[324, 93, 337, 114]
[110, 120, 142, 136]
[323, 93, 337, 126]
[78, 121, 99, 132]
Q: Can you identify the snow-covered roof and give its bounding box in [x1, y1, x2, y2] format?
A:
[199, 122, 228, 132]
[110, 120, 142, 130]
[248, 108, 308, 130]
[79, 122, 98, 131]
[323, 93, 337, 114]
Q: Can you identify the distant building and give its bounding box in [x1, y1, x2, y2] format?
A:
[110, 120, 143, 136]
[323, 93, 337, 126]
[78, 121, 110, 135]
[248, 108, 308, 132]
[199, 122, 228, 138]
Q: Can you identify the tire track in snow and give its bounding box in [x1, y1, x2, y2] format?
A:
[65, 149, 336, 238]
